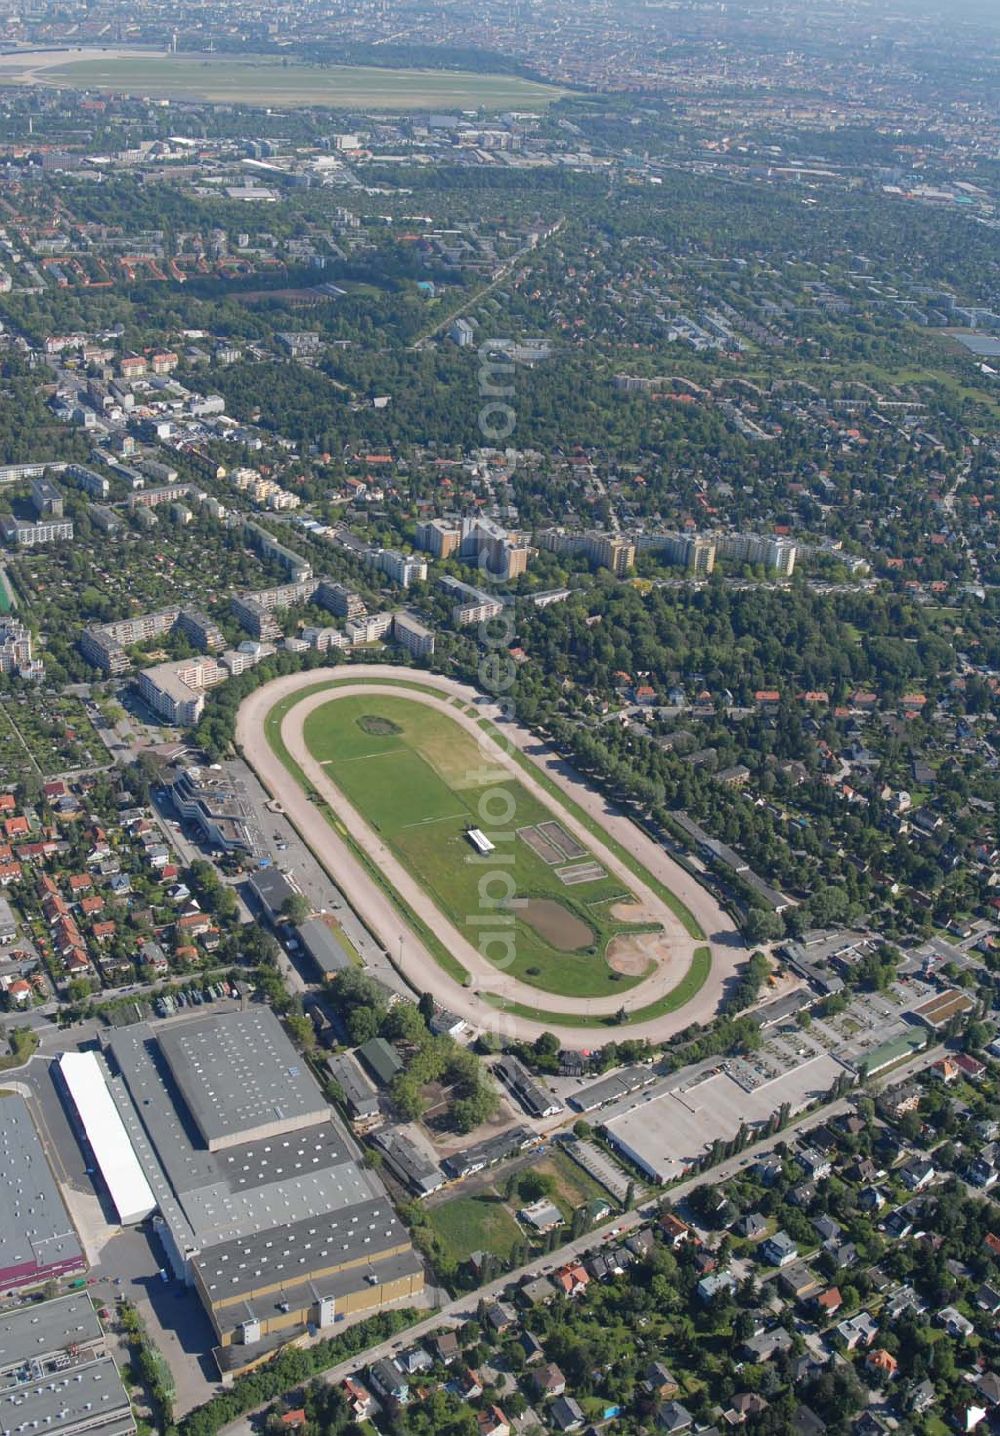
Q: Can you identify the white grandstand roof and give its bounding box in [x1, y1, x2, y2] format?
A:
[59, 1052, 156, 1226]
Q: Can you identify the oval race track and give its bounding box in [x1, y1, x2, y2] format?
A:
[236, 666, 748, 1045]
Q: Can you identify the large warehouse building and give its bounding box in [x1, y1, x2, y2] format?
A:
[0, 1095, 86, 1293]
[0, 1293, 134, 1436]
[93, 1008, 423, 1356]
[156, 1011, 331, 1152]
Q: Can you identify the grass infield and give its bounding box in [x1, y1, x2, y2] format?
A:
[28, 54, 565, 111]
[258, 675, 711, 1025]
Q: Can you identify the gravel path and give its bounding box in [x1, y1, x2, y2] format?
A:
[236, 667, 747, 1044]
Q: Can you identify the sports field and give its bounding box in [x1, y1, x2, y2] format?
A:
[302, 693, 660, 999]
[7, 51, 564, 110]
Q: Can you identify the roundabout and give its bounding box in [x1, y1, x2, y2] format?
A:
[236, 666, 749, 1045]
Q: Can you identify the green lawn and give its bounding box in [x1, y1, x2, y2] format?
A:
[425, 1193, 523, 1266]
[32, 54, 565, 111]
[261, 676, 713, 1023]
[303, 692, 653, 998]
[538, 1147, 620, 1217]
[488, 945, 713, 1028]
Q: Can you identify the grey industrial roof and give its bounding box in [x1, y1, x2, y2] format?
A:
[158, 1009, 329, 1148]
[218, 1124, 355, 1192]
[0, 1357, 134, 1436]
[247, 868, 298, 922]
[0, 1295, 102, 1374]
[326, 1054, 379, 1117]
[296, 918, 351, 978]
[569, 1066, 657, 1112]
[0, 1097, 83, 1280]
[371, 1128, 444, 1196]
[105, 1024, 378, 1253]
[192, 1197, 409, 1298]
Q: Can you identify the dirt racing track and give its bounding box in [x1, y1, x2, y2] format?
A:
[236, 667, 748, 1045]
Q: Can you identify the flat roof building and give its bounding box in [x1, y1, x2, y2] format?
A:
[97, 1017, 424, 1354]
[0, 517, 73, 547]
[0, 1095, 85, 1292]
[157, 1010, 330, 1151]
[246, 867, 299, 924]
[58, 1053, 156, 1227]
[29, 476, 64, 518]
[0, 1293, 103, 1377]
[137, 656, 224, 726]
[0, 1356, 135, 1436]
[568, 1066, 658, 1113]
[393, 610, 435, 660]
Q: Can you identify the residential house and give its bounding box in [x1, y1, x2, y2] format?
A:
[865, 1349, 898, 1380]
[732, 1213, 767, 1240]
[739, 1328, 793, 1362]
[779, 1262, 820, 1302]
[723, 1393, 768, 1426]
[477, 1406, 510, 1436]
[760, 1231, 798, 1267]
[549, 1396, 585, 1432]
[656, 1401, 693, 1434]
[812, 1288, 842, 1318]
[660, 1213, 697, 1248]
[552, 1262, 589, 1297]
[834, 1312, 878, 1350]
[430, 1332, 460, 1366]
[532, 1364, 566, 1399]
[798, 1148, 832, 1180]
[642, 1362, 679, 1400]
[397, 1346, 432, 1376]
[696, 1271, 737, 1303]
[368, 1359, 409, 1406]
[899, 1156, 935, 1191]
[939, 1305, 974, 1339]
[519, 1276, 556, 1307]
[341, 1380, 372, 1421]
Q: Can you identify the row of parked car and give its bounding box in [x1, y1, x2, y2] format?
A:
[153, 979, 239, 1018]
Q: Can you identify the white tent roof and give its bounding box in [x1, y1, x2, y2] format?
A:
[59, 1051, 156, 1226]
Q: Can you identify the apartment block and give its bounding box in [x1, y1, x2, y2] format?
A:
[79, 606, 224, 675]
[415, 518, 460, 559]
[535, 528, 634, 576]
[438, 575, 504, 627]
[1, 516, 73, 547]
[345, 611, 393, 645]
[137, 656, 224, 725]
[29, 475, 64, 518]
[715, 532, 796, 576]
[242, 520, 312, 582]
[393, 610, 436, 659]
[0, 619, 42, 680]
[377, 549, 428, 588]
